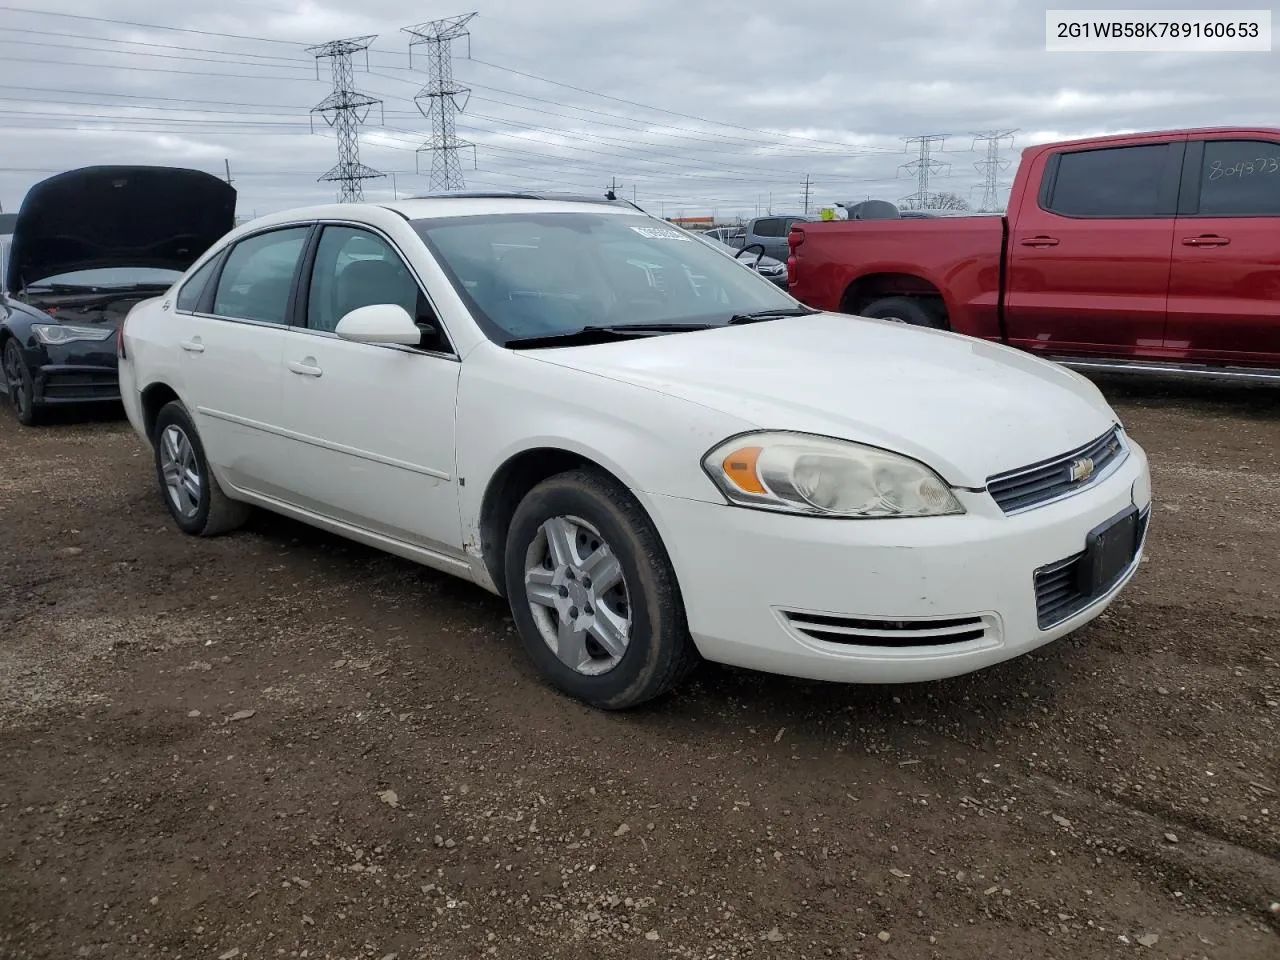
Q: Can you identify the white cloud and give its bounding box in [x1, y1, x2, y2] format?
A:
[0, 0, 1273, 218]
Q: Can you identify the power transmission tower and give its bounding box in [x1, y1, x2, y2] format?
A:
[306, 36, 385, 202]
[403, 13, 478, 191]
[898, 134, 950, 209]
[802, 173, 812, 215]
[971, 129, 1018, 211]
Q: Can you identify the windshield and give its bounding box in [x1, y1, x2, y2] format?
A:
[27, 267, 183, 290]
[412, 212, 798, 345]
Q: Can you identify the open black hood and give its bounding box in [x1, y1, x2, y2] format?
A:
[6, 165, 237, 294]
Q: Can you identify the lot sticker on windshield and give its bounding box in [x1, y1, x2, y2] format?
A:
[629, 225, 693, 241]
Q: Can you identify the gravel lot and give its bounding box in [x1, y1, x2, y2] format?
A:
[1, 378, 1277, 960]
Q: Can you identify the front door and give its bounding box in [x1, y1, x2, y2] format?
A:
[1166, 137, 1280, 365]
[1004, 139, 1183, 358]
[277, 224, 463, 556]
[176, 225, 312, 498]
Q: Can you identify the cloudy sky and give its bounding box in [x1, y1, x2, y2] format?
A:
[0, 0, 1275, 219]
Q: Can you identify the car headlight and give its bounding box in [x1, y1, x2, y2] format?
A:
[32, 323, 114, 345]
[702, 431, 965, 518]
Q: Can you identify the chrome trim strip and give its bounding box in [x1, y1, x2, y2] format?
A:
[1056, 357, 1280, 383]
[194, 407, 453, 481]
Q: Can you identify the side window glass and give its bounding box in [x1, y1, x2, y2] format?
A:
[306, 226, 445, 349]
[1048, 144, 1168, 217]
[211, 227, 310, 325]
[175, 255, 220, 313]
[1199, 140, 1280, 215]
[753, 218, 784, 238]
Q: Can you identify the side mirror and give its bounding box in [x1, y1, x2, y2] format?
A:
[334, 303, 423, 346]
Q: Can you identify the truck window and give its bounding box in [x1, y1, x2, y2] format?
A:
[1198, 140, 1280, 215]
[752, 218, 785, 238]
[1047, 144, 1168, 217]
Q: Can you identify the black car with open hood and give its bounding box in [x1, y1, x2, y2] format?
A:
[1, 165, 236, 425]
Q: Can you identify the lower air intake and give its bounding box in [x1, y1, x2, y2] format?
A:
[780, 611, 989, 647]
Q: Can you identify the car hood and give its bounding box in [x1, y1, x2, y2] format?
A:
[6, 165, 236, 294]
[526, 314, 1119, 487]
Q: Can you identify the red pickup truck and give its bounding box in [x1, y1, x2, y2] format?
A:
[786, 127, 1280, 379]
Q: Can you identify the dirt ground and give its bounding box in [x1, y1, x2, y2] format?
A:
[1, 378, 1277, 960]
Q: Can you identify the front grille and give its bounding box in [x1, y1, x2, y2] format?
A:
[1034, 507, 1150, 628]
[42, 370, 119, 400]
[780, 610, 989, 647]
[987, 426, 1126, 514]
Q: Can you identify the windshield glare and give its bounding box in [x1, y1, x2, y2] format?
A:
[412, 212, 797, 343]
[29, 267, 183, 289]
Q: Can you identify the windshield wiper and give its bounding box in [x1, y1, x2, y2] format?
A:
[727, 307, 820, 325]
[505, 323, 715, 349]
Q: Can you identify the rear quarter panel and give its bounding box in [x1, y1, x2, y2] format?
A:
[789, 217, 1006, 338]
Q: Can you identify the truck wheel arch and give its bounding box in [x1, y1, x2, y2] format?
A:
[839, 273, 949, 329]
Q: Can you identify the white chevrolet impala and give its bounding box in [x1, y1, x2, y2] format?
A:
[118, 195, 1152, 709]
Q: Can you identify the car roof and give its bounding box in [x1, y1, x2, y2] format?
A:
[234, 195, 650, 233]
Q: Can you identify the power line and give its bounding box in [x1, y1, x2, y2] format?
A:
[307, 36, 385, 202]
[971, 129, 1017, 212]
[898, 134, 951, 209]
[403, 13, 477, 191]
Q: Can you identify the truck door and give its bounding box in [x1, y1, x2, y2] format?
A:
[1167, 136, 1280, 365]
[1005, 138, 1184, 358]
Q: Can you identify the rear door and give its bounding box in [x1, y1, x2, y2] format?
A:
[1167, 136, 1280, 364]
[178, 224, 311, 498]
[747, 217, 788, 260]
[1005, 138, 1184, 357]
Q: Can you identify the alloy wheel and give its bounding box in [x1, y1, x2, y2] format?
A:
[159, 424, 202, 520]
[523, 515, 632, 676]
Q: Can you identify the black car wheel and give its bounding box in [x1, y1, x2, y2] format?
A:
[2, 338, 40, 426]
[152, 400, 251, 536]
[859, 296, 947, 329]
[503, 468, 698, 710]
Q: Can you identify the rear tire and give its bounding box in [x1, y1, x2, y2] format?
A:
[859, 296, 946, 329]
[503, 468, 698, 710]
[152, 400, 250, 537]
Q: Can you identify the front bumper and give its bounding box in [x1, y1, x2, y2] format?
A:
[644, 439, 1151, 684]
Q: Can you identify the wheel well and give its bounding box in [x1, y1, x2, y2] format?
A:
[840, 273, 947, 324]
[139, 382, 180, 442]
[478, 447, 622, 597]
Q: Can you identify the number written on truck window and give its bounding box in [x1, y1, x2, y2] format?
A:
[1201, 140, 1280, 215]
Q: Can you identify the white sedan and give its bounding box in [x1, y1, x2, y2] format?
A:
[118, 195, 1152, 709]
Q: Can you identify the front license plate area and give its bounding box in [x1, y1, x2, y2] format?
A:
[1077, 505, 1140, 595]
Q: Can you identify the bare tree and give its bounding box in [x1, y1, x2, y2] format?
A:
[901, 192, 970, 211]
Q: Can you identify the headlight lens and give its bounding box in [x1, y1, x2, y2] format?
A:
[32, 323, 114, 345]
[702, 431, 965, 518]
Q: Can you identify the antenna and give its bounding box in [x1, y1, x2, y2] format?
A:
[306, 36, 385, 202]
[403, 13, 478, 191]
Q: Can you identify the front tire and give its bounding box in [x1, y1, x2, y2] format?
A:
[152, 400, 250, 537]
[503, 468, 697, 710]
[3, 338, 41, 426]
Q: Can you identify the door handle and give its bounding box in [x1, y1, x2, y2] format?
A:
[179, 338, 205, 353]
[1181, 234, 1230, 247]
[1019, 236, 1059, 247]
[287, 359, 322, 378]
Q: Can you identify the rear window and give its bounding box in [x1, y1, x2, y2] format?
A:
[1046, 144, 1168, 217]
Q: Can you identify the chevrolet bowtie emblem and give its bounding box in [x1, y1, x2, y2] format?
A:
[1069, 457, 1095, 483]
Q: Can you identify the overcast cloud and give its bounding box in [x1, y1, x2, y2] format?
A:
[0, 0, 1275, 219]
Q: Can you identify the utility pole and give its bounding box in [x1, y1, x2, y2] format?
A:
[801, 174, 812, 215]
[971, 129, 1017, 212]
[403, 13, 477, 191]
[306, 36, 385, 202]
[605, 175, 620, 200]
[898, 134, 950, 209]
[632, 184, 637, 203]
[223, 159, 233, 186]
